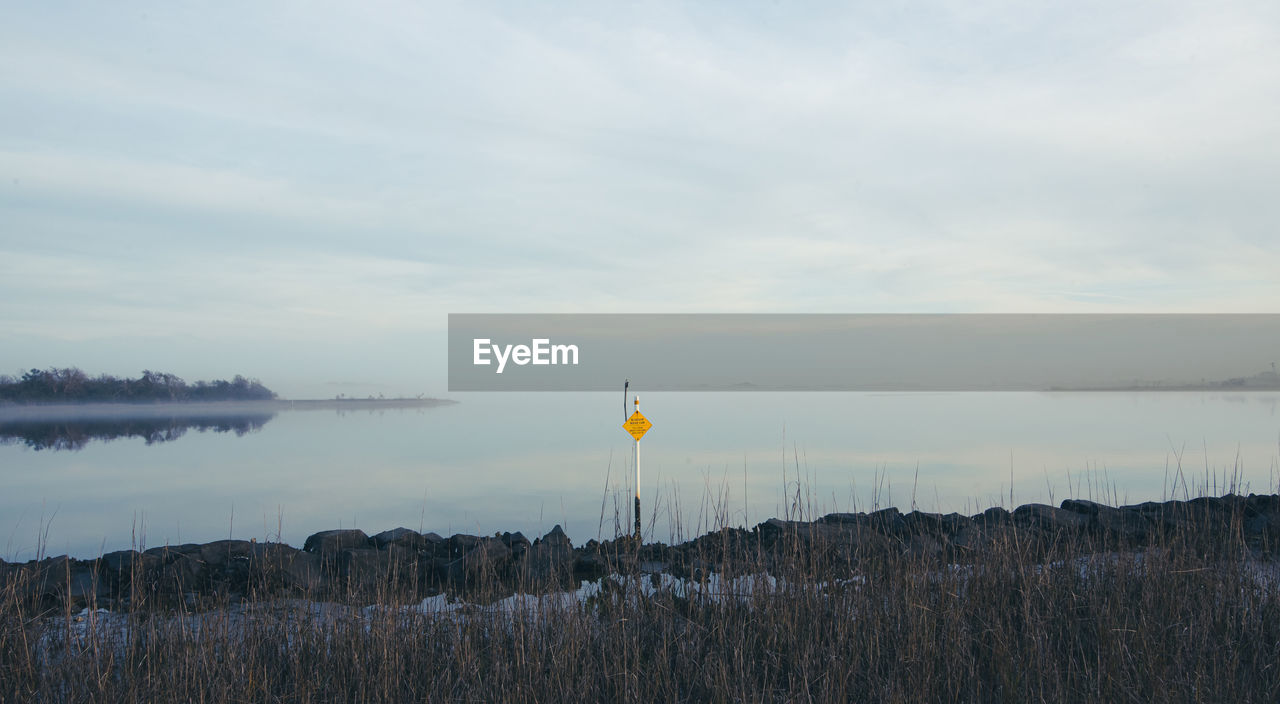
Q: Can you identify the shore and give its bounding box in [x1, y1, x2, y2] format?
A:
[5, 492, 1278, 609]
[0, 397, 456, 418]
[5, 492, 1280, 701]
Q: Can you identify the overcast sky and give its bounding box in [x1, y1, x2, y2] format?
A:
[2, 1, 1278, 398]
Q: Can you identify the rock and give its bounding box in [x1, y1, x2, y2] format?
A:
[26, 556, 106, 602]
[572, 552, 609, 581]
[951, 525, 985, 551]
[100, 549, 160, 577]
[442, 538, 513, 587]
[904, 534, 945, 560]
[1012, 504, 1090, 531]
[541, 525, 571, 547]
[447, 534, 482, 558]
[820, 507, 905, 535]
[521, 525, 575, 584]
[501, 530, 531, 550]
[1246, 494, 1280, 517]
[267, 550, 322, 593]
[1060, 499, 1104, 515]
[458, 539, 511, 576]
[304, 529, 371, 554]
[500, 532, 531, 560]
[902, 511, 971, 536]
[336, 548, 419, 595]
[144, 543, 202, 558]
[975, 506, 1011, 526]
[157, 553, 203, 594]
[199, 540, 257, 566]
[867, 507, 906, 534]
[372, 527, 429, 551]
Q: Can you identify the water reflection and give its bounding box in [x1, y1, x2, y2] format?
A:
[0, 404, 277, 451]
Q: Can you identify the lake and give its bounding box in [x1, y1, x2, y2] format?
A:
[3, 392, 1278, 560]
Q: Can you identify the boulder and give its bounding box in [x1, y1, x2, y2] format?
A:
[100, 549, 161, 577]
[1012, 504, 1091, 532]
[974, 506, 1011, 526]
[144, 543, 202, 558]
[902, 511, 971, 536]
[337, 547, 419, 595]
[541, 525, 571, 548]
[304, 529, 371, 554]
[1246, 494, 1280, 517]
[279, 551, 323, 592]
[1061, 500, 1149, 542]
[372, 527, 429, 551]
[26, 556, 105, 602]
[199, 540, 257, 566]
[521, 525, 575, 584]
[821, 507, 905, 535]
[446, 534, 481, 558]
[500, 532, 531, 558]
[904, 534, 945, 560]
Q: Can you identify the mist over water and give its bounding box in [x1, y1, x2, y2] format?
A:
[2, 392, 1278, 560]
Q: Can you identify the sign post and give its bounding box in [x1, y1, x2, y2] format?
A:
[622, 396, 652, 542]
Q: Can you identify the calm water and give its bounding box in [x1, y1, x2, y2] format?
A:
[3, 393, 1278, 560]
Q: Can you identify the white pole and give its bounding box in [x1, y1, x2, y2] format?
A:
[634, 396, 641, 542]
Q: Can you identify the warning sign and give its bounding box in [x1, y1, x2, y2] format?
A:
[623, 411, 652, 441]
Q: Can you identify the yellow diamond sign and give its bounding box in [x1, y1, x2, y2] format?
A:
[624, 411, 652, 440]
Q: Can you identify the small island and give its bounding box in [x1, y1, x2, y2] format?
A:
[0, 367, 276, 404]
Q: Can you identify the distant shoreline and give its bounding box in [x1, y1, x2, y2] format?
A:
[0, 398, 457, 418]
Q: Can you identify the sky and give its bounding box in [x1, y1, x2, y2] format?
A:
[2, 1, 1279, 399]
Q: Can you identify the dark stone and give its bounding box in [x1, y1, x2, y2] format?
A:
[336, 547, 420, 594]
[501, 531, 531, 551]
[572, 552, 609, 581]
[868, 507, 905, 534]
[522, 526, 575, 584]
[1246, 494, 1280, 518]
[1095, 507, 1149, 541]
[447, 534, 481, 558]
[199, 540, 257, 566]
[145, 543, 202, 559]
[975, 506, 1011, 526]
[1012, 504, 1090, 531]
[501, 532, 531, 559]
[155, 553, 203, 594]
[820, 507, 905, 534]
[263, 550, 322, 593]
[904, 534, 945, 560]
[27, 556, 106, 602]
[441, 538, 512, 586]
[542, 525, 571, 546]
[902, 511, 971, 536]
[372, 527, 429, 551]
[304, 529, 371, 554]
[1062, 500, 1149, 542]
[100, 549, 160, 576]
[1060, 499, 1103, 516]
[951, 525, 985, 551]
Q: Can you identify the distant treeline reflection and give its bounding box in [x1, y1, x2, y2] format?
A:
[0, 412, 276, 451]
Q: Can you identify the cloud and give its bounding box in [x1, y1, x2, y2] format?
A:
[1, 0, 1279, 385]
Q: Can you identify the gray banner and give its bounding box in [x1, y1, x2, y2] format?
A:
[448, 314, 1280, 392]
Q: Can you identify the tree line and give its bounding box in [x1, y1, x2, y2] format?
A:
[0, 368, 276, 403]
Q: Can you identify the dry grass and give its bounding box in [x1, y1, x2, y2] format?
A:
[3, 490, 1280, 703]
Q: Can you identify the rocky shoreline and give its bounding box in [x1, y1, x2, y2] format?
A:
[5, 493, 1279, 610]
